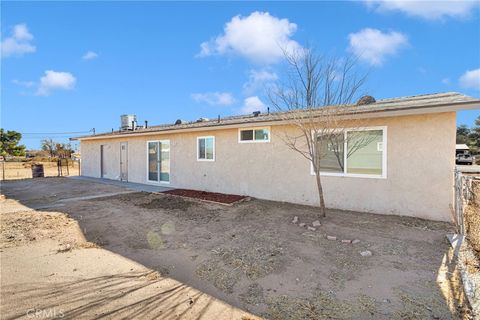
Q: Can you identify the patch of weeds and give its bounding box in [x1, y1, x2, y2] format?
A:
[214, 237, 286, 280]
[144, 271, 162, 281]
[319, 240, 372, 289]
[356, 294, 379, 316]
[392, 287, 451, 320]
[264, 291, 354, 320]
[380, 240, 408, 256]
[196, 260, 239, 294]
[396, 217, 451, 231]
[240, 283, 265, 306]
[153, 265, 170, 276]
[78, 241, 99, 249]
[265, 291, 383, 320]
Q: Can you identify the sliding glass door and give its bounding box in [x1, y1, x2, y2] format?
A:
[147, 140, 170, 183]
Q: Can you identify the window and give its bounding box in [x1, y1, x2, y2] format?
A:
[197, 136, 215, 161]
[317, 133, 344, 173]
[239, 127, 270, 143]
[346, 130, 383, 175]
[147, 140, 170, 183]
[315, 127, 386, 178]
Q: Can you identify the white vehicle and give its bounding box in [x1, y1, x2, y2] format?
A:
[456, 144, 473, 165]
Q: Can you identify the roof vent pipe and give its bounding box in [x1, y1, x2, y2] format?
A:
[144, 120, 148, 128]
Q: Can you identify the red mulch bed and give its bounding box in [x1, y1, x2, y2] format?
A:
[163, 189, 247, 204]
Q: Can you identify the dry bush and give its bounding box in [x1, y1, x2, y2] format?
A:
[464, 179, 480, 260]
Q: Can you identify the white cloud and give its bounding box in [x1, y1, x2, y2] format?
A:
[364, 0, 479, 20]
[12, 79, 35, 88]
[198, 11, 302, 64]
[82, 51, 98, 60]
[348, 28, 408, 66]
[1, 23, 36, 58]
[243, 69, 278, 95]
[36, 70, 76, 96]
[441, 78, 450, 85]
[241, 96, 266, 114]
[191, 92, 235, 106]
[459, 68, 480, 90]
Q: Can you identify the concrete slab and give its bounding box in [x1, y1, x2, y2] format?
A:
[68, 176, 173, 193]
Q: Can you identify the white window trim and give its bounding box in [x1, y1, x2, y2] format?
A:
[146, 140, 170, 185]
[310, 126, 387, 179]
[197, 136, 215, 162]
[238, 126, 271, 143]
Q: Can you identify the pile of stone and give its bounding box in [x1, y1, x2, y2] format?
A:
[292, 216, 321, 231]
[292, 216, 363, 249]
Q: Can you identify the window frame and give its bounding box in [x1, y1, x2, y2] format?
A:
[197, 136, 215, 162]
[310, 126, 387, 179]
[238, 126, 271, 143]
[146, 139, 170, 185]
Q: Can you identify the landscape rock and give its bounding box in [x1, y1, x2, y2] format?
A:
[360, 250, 372, 257]
[341, 239, 352, 243]
[307, 227, 316, 231]
[312, 220, 321, 227]
[299, 223, 306, 227]
[292, 216, 298, 224]
[326, 235, 337, 241]
[352, 239, 360, 244]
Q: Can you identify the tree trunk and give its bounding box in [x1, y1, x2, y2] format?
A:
[314, 169, 327, 218]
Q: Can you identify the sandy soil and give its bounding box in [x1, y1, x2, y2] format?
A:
[0, 177, 474, 319]
[0, 184, 258, 319]
[0, 161, 80, 181]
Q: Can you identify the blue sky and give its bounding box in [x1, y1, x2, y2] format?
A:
[2, 1, 480, 149]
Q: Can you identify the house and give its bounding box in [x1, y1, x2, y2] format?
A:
[71, 92, 480, 222]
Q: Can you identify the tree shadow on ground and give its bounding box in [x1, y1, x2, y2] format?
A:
[1, 270, 242, 320]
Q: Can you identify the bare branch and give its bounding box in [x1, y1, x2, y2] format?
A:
[268, 45, 371, 218]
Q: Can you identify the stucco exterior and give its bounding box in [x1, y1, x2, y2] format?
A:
[79, 112, 456, 221]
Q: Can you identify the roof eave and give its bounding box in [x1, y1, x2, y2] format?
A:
[71, 100, 480, 141]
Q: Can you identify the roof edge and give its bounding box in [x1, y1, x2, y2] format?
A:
[71, 98, 480, 141]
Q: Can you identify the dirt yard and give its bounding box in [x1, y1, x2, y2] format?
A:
[0, 161, 80, 181]
[0, 177, 474, 319]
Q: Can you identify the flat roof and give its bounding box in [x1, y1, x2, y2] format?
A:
[72, 92, 480, 141]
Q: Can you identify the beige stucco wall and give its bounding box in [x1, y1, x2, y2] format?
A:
[80, 112, 456, 221]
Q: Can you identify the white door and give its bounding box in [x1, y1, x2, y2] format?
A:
[120, 142, 128, 181]
[147, 140, 170, 183]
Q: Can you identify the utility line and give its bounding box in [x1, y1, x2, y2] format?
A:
[21, 130, 92, 135]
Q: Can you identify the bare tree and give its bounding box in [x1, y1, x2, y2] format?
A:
[268, 47, 372, 218]
[41, 138, 55, 157]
